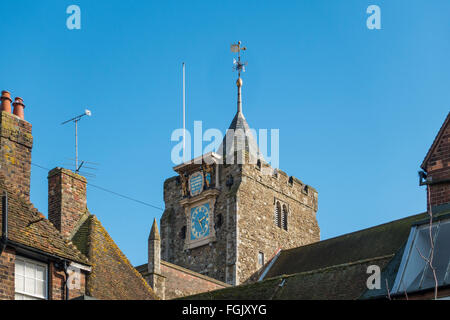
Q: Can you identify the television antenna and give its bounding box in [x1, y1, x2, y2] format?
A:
[61, 109, 92, 173]
[231, 41, 248, 77]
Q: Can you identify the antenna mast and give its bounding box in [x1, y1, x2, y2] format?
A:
[61, 109, 92, 172]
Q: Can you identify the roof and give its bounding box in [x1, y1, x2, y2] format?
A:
[0, 176, 89, 265]
[182, 256, 394, 300]
[182, 212, 432, 300]
[421, 112, 450, 170]
[264, 213, 427, 278]
[218, 110, 262, 161]
[71, 214, 158, 300]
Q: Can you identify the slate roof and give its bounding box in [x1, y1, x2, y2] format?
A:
[218, 110, 262, 161]
[70, 214, 158, 300]
[0, 176, 89, 265]
[182, 212, 435, 300]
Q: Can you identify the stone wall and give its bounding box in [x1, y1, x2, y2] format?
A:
[160, 158, 320, 285]
[160, 163, 241, 284]
[237, 163, 320, 283]
[0, 111, 32, 200]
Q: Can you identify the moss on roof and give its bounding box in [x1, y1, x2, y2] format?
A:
[0, 177, 89, 265]
[71, 215, 158, 300]
[182, 211, 450, 300]
[265, 212, 428, 279]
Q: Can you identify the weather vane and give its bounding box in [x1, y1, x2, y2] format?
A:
[231, 41, 248, 78]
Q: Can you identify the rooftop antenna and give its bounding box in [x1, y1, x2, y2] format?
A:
[61, 109, 92, 173]
[231, 41, 247, 113]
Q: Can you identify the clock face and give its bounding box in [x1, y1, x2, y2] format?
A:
[190, 203, 210, 240]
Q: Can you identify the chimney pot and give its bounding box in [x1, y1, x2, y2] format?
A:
[0, 91, 12, 113]
[12, 97, 25, 120]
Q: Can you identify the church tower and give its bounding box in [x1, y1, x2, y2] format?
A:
[160, 42, 320, 285]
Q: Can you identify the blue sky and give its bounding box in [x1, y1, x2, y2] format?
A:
[1, 0, 449, 265]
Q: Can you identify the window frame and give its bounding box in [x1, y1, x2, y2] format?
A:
[391, 217, 450, 295]
[14, 256, 49, 300]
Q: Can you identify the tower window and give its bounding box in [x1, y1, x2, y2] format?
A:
[282, 204, 288, 231]
[258, 252, 265, 267]
[274, 201, 281, 228]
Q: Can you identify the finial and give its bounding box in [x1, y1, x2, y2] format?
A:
[236, 78, 243, 87]
[149, 218, 160, 240]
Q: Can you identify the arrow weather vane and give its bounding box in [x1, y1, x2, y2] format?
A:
[231, 41, 248, 78]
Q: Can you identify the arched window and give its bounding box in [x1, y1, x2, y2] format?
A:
[282, 204, 288, 231]
[274, 201, 281, 228]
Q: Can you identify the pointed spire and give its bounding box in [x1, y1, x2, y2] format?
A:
[149, 218, 160, 241]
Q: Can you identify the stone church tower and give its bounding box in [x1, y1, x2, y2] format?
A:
[160, 46, 320, 285]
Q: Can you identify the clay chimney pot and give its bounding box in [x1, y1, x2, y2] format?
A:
[12, 97, 25, 120]
[1, 90, 12, 113]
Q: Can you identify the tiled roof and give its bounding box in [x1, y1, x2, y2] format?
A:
[182, 212, 433, 300]
[71, 215, 158, 300]
[265, 213, 427, 278]
[0, 176, 89, 265]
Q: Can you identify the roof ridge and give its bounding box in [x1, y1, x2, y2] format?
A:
[264, 254, 395, 282]
[281, 212, 426, 255]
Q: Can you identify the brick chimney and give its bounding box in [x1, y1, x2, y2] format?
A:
[48, 167, 88, 238]
[0, 91, 33, 199]
[420, 112, 450, 209]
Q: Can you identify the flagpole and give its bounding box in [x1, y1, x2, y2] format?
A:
[183, 62, 186, 163]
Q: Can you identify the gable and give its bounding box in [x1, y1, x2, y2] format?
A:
[421, 112, 450, 171]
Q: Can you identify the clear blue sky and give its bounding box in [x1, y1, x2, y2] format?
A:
[1, 0, 449, 265]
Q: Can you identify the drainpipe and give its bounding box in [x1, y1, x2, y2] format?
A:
[63, 260, 70, 300]
[0, 192, 8, 256]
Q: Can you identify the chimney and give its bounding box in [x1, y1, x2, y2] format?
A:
[147, 218, 165, 299]
[48, 168, 88, 238]
[12, 97, 25, 120]
[0, 91, 33, 199]
[1, 91, 12, 113]
[421, 112, 450, 209]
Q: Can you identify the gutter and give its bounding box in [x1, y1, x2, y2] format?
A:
[418, 171, 450, 186]
[0, 192, 8, 255]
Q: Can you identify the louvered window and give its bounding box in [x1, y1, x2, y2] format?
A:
[274, 201, 281, 228]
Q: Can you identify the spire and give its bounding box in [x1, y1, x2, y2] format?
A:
[149, 218, 160, 241]
[217, 41, 262, 163]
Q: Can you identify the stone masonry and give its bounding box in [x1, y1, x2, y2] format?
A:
[161, 158, 320, 285]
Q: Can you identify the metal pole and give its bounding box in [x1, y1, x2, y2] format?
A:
[183, 62, 186, 163]
[75, 119, 78, 171]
